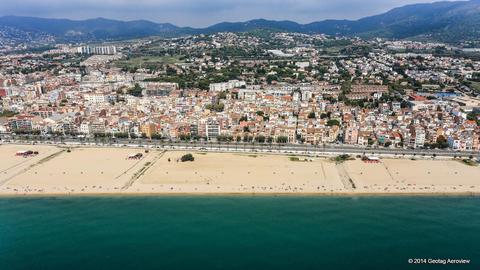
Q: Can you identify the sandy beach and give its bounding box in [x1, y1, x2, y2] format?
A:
[0, 144, 62, 187]
[344, 159, 480, 193]
[134, 151, 344, 193]
[0, 144, 479, 196]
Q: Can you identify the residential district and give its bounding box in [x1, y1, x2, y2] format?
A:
[1, 32, 480, 151]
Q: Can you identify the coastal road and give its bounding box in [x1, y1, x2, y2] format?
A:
[2, 136, 479, 159]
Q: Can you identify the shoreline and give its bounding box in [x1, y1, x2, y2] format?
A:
[1, 191, 480, 198]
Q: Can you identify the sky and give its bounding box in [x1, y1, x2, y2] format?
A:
[0, 0, 441, 27]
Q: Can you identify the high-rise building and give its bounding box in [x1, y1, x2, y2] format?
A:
[77, 46, 117, 55]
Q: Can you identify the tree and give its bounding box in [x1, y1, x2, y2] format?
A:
[179, 134, 191, 141]
[436, 135, 449, 149]
[0, 110, 18, 117]
[128, 83, 143, 97]
[239, 115, 248, 122]
[308, 112, 316, 119]
[256, 135, 266, 143]
[266, 74, 278, 84]
[166, 66, 177, 76]
[206, 103, 224, 112]
[198, 80, 210, 90]
[151, 133, 163, 140]
[217, 91, 227, 100]
[368, 138, 374, 146]
[326, 119, 340, 126]
[467, 112, 480, 126]
[181, 153, 195, 162]
[334, 154, 353, 163]
[115, 132, 129, 139]
[276, 136, 288, 144]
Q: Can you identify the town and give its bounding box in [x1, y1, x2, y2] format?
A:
[1, 32, 480, 152]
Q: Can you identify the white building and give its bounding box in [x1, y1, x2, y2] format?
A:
[206, 121, 220, 140]
[209, 80, 246, 92]
[84, 93, 112, 104]
[413, 127, 426, 149]
[80, 123, 91, 135]
[295, 62, 310, 69]
[77, 46, 117, 55]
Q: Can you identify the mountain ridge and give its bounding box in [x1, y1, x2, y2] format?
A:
[1, 0, 479, 43]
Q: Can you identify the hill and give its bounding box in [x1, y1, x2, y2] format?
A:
[0, 16, 180, 42]
[1, 0, 480, 43]
[201, 0, 480, 42]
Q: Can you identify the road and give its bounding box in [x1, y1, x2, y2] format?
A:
[2, 136, 479, 159]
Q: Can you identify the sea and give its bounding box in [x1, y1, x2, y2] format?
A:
[0, 196, 479, 270]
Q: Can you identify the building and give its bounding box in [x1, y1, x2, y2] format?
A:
[8, 115, 34, 131]
[344, 123, 359, 145]
[140, 123, 158, 138]
[80, 123, 90, 135]
[190, 124, 199, 137]
[141, 82, 179, 97]
[90, 121, 106, 134]
[206, 120, 220, 140]
[295, 62, 310, 69]
[84, 93, 112, 104]
[77, 46, 117, 55]
[209, 80, 246, 92]
[391, 102, 402, 112]
[411, 127, 426, 149]
[346, 84, 389, 100]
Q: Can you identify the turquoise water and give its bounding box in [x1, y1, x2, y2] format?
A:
[0, 196, 479, 270]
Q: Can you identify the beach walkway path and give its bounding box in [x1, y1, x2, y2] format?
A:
[122, 151, 166, 190]
[0, 149, 66, 187]
[336, 163, 356, 191]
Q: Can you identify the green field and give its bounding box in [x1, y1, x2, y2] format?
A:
[466, 80, 480, 93]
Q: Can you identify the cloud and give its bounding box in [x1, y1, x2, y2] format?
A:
[0, 0, 438, 27]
